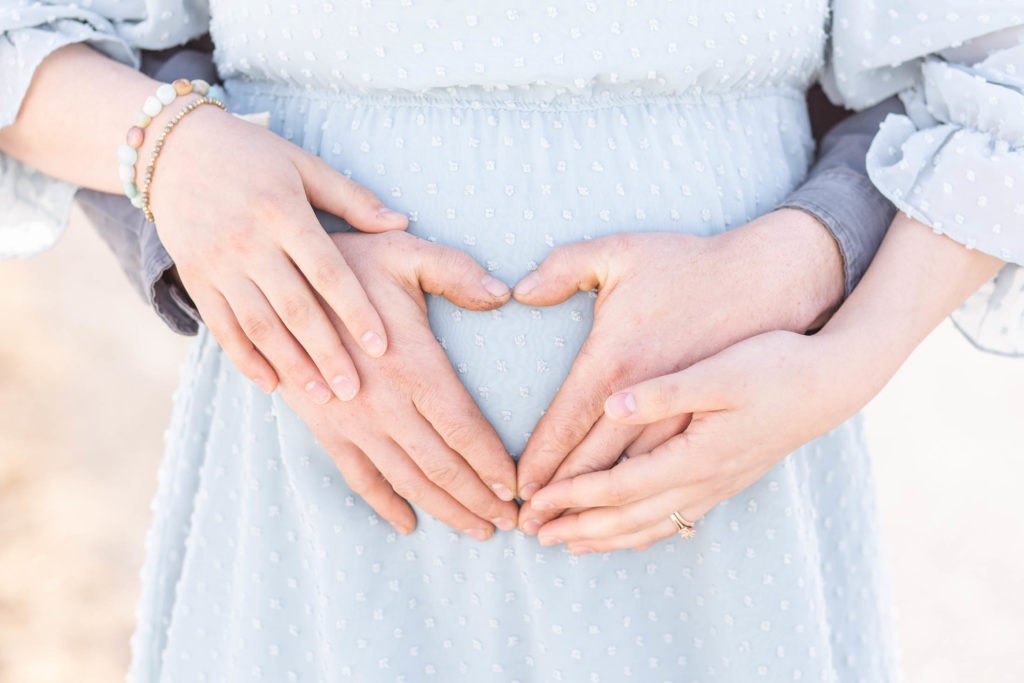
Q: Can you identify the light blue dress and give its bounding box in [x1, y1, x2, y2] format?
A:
[2, 2, 1023, 681]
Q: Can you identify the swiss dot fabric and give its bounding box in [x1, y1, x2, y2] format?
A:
[1, 1, 1023, 681]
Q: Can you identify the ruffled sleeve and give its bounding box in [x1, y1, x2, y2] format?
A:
[825, 2, 1024, 356]
[0, 0, 209, 259]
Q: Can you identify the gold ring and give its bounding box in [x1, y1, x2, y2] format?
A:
[670, 511, 696, 539]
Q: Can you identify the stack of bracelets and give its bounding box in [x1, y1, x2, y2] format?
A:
[116, 78, 226, 223]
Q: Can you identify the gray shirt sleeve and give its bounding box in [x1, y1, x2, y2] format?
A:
[778, 94, 906, 297]
[82, 51, 904, 335]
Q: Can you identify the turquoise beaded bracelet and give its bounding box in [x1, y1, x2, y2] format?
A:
[117, 78, 225, 209]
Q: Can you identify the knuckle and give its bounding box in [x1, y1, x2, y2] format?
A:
[604, 357, 635, 390]
[282, 357, 314, 385]
[651, 381, 679, 415]
[346, 470, 385, 498]
[352, 183, 382, 209]
[252, 191, 293, 225]
[420, 457, 461, 490]
[437, 418, 480, 455]
[546, 244, 574, 273]
[545, 415, 589, 450]
[242, 315, 275, 343]
[607, 479, 633, 507]
[311, 258, 343, 289]
[389, 478, 418, 501]
[279, 295, 311, 326]
[221, 225, 253, 255]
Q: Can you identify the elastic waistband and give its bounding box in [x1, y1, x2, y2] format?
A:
[223, 78, 805, 113]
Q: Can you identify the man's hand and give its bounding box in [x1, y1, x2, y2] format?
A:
[275, 231, 520, 539]
[513, 210, 844, 534]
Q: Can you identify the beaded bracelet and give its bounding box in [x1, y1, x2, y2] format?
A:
[117, 78, 225, 210]
[137, 96, 227, 223]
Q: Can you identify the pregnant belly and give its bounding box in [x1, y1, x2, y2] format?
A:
[232, 84, 813, 453]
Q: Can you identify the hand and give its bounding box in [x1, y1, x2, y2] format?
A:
[525, 329, 873, 552]
[529, 212, 1010, 553]
[151, 103, 408, 405]
[514, 210, 845, 534]
[274, 231, 520, 539]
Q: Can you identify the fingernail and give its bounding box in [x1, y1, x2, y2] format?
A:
[305, 380, 332, 404]
[605, 392, 636, 419]
[493, 517, 516, 532]
[538, 535, 562, 546]
[571, 546, 594, 555]
[491, 483, 515, 501]
[519, 482, 540, 500]
[522, 519, 541, 535]
[392, 523, 412, 535]
[514, 271, 541, 296]
[531, 499, 554, 511]
[463, 528, 489, 541]
[254, 377, 273, 394]
[481, 274, 510, 298]
[331, 375, 357, 401]
[361, 331, 387, 357]
[377, 206, 404, 221]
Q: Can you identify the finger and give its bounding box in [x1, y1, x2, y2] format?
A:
[324, 438, 417, 535]
[283, 208, 390, 359]
[515, 334, 621, 501]
[367, 435, 498, 541]
[391, 411, 518, 531]
[292, 150, 408, 233]
[604, 361, 733, 425]
[530, 435, 694, 511]
[567, 518, 679, 555]
[511, 238, 613, 306]
[254, 255, 364, 401]
[274, 384, 495, 540]
[414, 242, 511, 310]
[187, 284, 278, 393]
[221, 279, 334, 405]
[410, 349, 518, 502]
[623, 415, 692, 457]
[538, 488, 691, 545]
[519, 417, 640, 533]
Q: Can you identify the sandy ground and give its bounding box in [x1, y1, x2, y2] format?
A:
[0, 210, 1022, 683]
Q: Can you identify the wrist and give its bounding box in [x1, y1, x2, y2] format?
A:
[720, 208, 845, 332]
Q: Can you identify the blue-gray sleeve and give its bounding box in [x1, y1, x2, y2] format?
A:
[87, 69, 903, 335]
[778, 96, 906, 297]
[76, 46, 218, 335]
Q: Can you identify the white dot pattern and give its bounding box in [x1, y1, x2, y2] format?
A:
[1, 1, 1022, 680]
[131, 2, 897, 680]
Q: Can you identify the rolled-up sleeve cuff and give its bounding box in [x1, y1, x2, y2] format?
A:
[76, 189, 200, 335]
[779, 168, 896, 297]
[141, 226, 201, 335]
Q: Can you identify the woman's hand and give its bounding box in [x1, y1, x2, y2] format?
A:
[525, 213, 1007, 553]
[525, 329, 870, 553]
[514, 210, 845, 533]
[274, 231, 520, 539]
[151, 104, 408, 405]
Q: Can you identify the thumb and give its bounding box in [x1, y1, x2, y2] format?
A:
[415, 243, 512, 311]
[293, 151, 408, 233]
[603, 358, 731, 425]
[512, 238, 610, 306]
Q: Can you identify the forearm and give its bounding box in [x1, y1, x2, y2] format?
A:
[819, 214, 1004, 394]
[0, 42, 199, 194]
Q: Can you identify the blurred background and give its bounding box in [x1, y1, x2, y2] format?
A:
[1, 207, 1022, 683]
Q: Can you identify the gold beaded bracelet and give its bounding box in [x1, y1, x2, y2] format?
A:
[139, 96, 227, 223]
